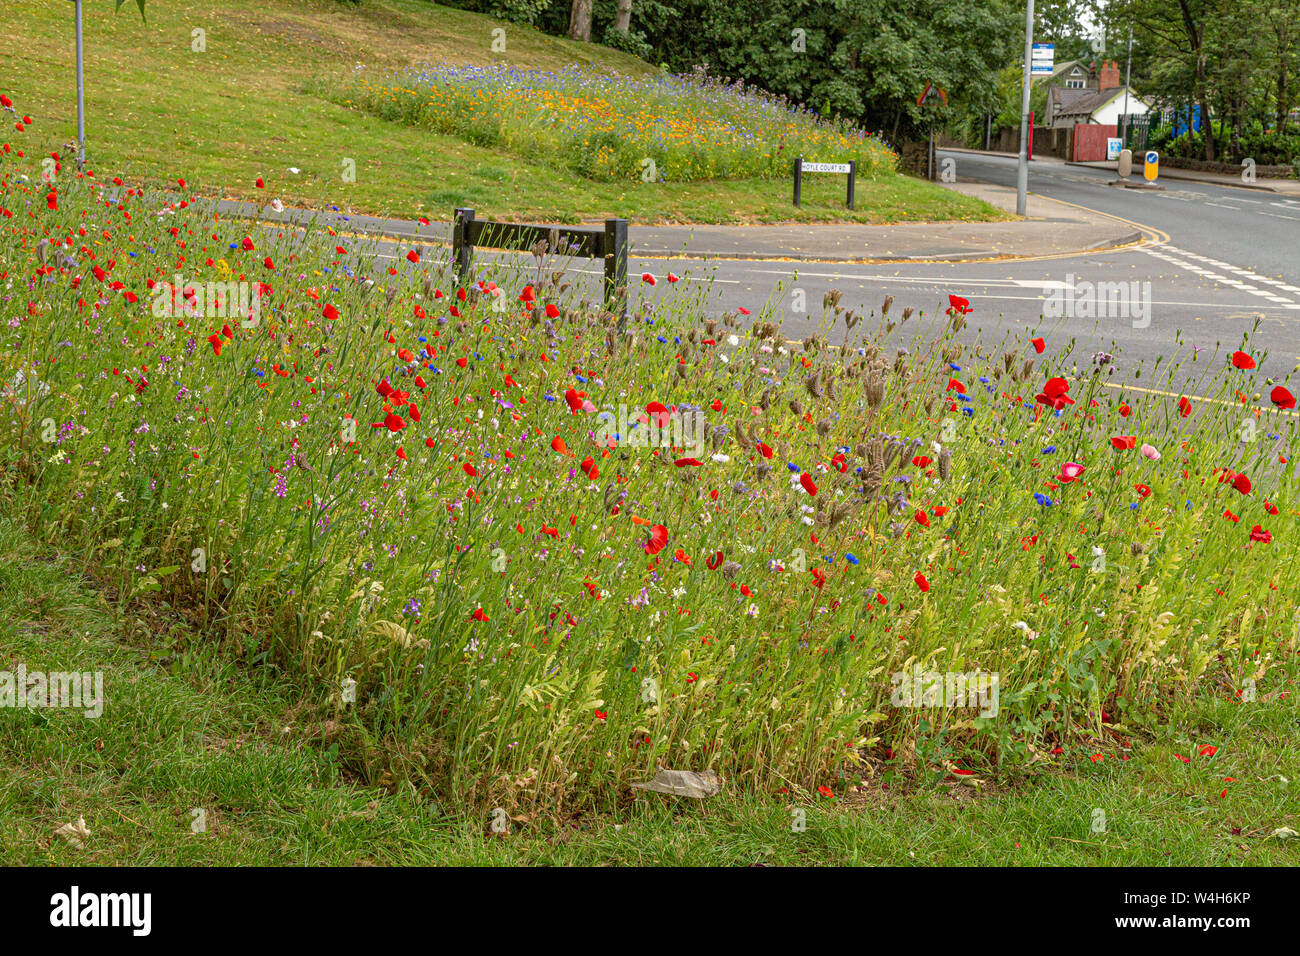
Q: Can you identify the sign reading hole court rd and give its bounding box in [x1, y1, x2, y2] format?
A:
[793, 157, 856, 210]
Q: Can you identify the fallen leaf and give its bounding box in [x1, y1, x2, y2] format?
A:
[53, 816, 91, 848]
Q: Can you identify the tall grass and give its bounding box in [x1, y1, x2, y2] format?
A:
[2, 140, 1297, 813]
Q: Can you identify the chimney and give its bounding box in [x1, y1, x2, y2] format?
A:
[1099, 60, 1122, 91]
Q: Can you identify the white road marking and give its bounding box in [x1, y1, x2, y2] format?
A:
[1141, 244, 1300, 309]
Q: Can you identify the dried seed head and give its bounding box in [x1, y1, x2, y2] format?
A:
[881, 295, 894, 317]
[865, 373, 886, 409]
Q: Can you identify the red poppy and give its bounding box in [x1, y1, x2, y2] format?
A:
[947, 294, 971, 315]
[471, 607, 489, 622]
[1110, 435, 1137, 450]
[1119, 402, 1131, 417]
[545, 303, 560, 318]
[1231, 473, 1251, 495]
[800, 473, 818, 496]
[756, 441, 773, 459]
[706, 551, 724, 570]
[641, 272, 656, 286]
[406, 249, 420, 264]
[914, 572, 930, 592]
[322, 304, 339, 321]
[463, 463, 478, 477]
[551, 436, 571, 456]
[1249, 525, 1272, 543]
[1031, 337, 1045, 353]
[1036, 376, 1074, 410]
[644, 524, 669, 555]
[914, 511, 930, 528]
[1178, 396, 1192, 417]
[1230, 350, 1256, 370]
[1270, 386, 1296, 410]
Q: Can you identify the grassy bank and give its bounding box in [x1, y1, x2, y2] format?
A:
[0, 0, 1002, 224]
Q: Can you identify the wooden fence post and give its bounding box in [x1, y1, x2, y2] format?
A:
[453, 207, 475, 282]
[604, 218, 628, 330]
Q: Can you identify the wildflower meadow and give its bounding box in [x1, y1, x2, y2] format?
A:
[329, 64, 897, 184]
[3, 88, 1296, 821]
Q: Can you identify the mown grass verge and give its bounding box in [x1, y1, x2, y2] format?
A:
[2, 0, 1004, 224]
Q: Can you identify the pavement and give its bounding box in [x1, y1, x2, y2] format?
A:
[1066, 159, 1300, 195]
[219, 176, 1141, 265]
[942, 145, 1300, 194]
[628, 181, 1141, 261]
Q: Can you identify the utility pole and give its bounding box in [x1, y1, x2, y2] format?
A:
[1016, 0, 1035, 217]
[72, 0, 85, 170]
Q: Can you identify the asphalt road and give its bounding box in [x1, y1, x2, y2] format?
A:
[244, 152, 1299, 393]
[592, 151, 1300, 390]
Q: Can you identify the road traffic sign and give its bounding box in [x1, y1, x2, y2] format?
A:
[1031, 43, 1055, 75]
[1144, 150, 1159, 181]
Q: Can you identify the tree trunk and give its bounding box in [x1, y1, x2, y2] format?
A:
[1278, 54, 1291, 133]
[568, 0, 593, 42]
[1198, 69, 1215, 161]
[1176, 0, 1215, 161]
[615, 0, 632, 34]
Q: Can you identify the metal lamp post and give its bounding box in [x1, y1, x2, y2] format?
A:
[1016, 0, 1035, 217]
[70, 0, 86, 170]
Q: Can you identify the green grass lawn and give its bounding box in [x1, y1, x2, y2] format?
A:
[3, 512, 1294, 866]
[1, 0, 1004, 224]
